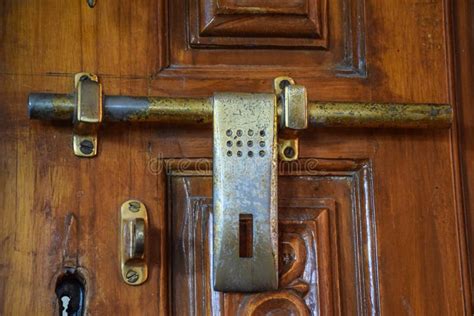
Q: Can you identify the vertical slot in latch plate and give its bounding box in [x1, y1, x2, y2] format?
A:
[213, 92, 278, 292]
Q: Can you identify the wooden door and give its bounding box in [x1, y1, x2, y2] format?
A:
[0, 0, 471, 315]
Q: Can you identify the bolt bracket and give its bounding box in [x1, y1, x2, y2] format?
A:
[274, 77, 308, 161]
[73, 73, 102, 157]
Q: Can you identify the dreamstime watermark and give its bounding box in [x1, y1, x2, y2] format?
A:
[147, 153, 321, 176]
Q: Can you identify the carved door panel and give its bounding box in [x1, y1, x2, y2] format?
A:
[168, 160, 377, 315]
[0, 0, 471, 315]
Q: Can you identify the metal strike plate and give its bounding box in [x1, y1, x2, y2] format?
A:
[73, 73, 102, 157]
[120, 200, 148, 286]
[213, 92, 278, 292]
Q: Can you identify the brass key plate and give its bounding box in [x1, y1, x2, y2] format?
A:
[213, 93, 278, 292]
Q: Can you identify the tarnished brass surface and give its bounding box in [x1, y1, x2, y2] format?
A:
[120, 200, 148, 286]
[308, 102, 453, 128]
[52, 95, 76, 120]
[213, 92, 278, 292]
[28, 93, 452, 129]
[129, 97, 212, 124]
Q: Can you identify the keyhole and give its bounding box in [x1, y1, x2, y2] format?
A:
[55, 272, 85, 316]
[61, 296, 71, 316]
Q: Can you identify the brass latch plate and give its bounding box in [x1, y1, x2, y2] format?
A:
[213, 92, 278, 292]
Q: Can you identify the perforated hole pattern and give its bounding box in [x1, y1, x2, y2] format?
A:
[225, 129, 266, 158]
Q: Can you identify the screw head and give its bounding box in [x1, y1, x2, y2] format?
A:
[79, 140, 94, 155]
[283, 146, 296, 159]
[126, 270, 139, 283]
[128, 201, 141, 212]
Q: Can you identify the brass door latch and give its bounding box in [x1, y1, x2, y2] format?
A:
[28, 73, 452, 292]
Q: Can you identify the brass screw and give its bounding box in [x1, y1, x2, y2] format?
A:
[126, 270, 139, 283]
[128, 201, 141, 212]
[79, 140, 94, 155]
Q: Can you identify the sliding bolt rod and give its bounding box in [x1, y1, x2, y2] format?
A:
[28, 93, 452, 129]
